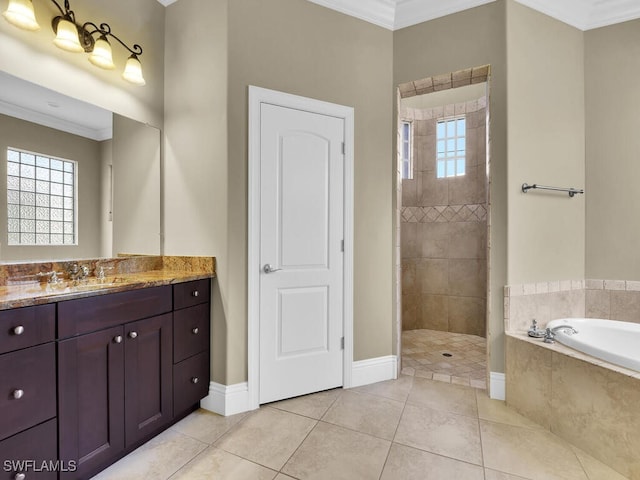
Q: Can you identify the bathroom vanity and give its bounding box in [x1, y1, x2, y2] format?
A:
[0, 257, 214, 480]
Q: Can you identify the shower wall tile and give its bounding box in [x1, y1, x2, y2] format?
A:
[449, 297, 486, 337]
[401, 102, 487, 336]
[402, 293, 420, 331]
[448, 222, 486, 259]
[449, 259, 486, 298]
[419, 171, 448, 206]
[401, 223, 418, 259]
[418, 223, 449, 259]
[401, 260, 419, 295]
[419, 294, 448, 331]
[402, 178, 418, 206]
[419, 259, 449, 295]
[449, 166, 479, 205]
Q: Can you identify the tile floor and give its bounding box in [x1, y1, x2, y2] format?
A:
[401, 329, 487, 388]
[91, 376, 629, 480]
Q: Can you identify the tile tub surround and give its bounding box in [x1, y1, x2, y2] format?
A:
[506, 333, 640, 480]
[0, 255, 215, 309]
[401, 100, 488, 337]
[504, 279, 640, 333]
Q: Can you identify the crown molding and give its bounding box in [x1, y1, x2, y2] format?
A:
[156, 0, 179, 6]
[585, 0, 640, 30]
[0, 100, 112, 141]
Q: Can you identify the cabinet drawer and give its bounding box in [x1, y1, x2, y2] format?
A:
[173, 351, 209, 416]
[0, 304, 55, 355]
[0, 419, 58, 480]
[174, 303, 210, 363]
[58, 285, 172, 338]
[0, 343, 56, 441]
[173, 279, 210, 310]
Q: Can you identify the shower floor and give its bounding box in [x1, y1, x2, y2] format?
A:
[401, 329, 487, 389]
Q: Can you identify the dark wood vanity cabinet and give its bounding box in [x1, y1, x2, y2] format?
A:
[0, 304, 57, 480]
[54, 279, 210, 480]
[173, 280, 211, 417]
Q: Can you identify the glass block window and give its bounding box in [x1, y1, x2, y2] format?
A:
[7, 148, 77, 246]
[436, 116, 466, 178]
[401, 121, 413, 180]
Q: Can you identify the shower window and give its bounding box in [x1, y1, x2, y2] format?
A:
[436, 116, 466, 178]
[6, 147, 77, 246]
[401, 121, 413, 180]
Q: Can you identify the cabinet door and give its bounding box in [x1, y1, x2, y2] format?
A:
[58, 326, 125, 480]
[124, 313, 173, 447]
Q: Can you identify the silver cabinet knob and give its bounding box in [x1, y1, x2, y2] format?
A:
[129, 331, 138, 339]
[12, 325, 25, 335]
[12, 389, 24, 399]
[192, 327, 199, 335]
[191, 290, 199, 297]
[114, 335, 123, 344]
[191, 377, 199, 384]
[14, 473, 26, 480]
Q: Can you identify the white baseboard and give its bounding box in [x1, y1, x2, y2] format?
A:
[200, 382, 254, 416]
[350, 355, 398, 388]
[202, 355, 398, 416]
[490, 372, 505, 400]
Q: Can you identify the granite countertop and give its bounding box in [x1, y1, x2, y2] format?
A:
[0, 255, 215, 310]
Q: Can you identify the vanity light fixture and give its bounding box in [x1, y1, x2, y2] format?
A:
[2, 0, 145, 86]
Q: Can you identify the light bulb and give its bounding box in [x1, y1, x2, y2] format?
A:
[88, 35, 115, 69]
[2, 0, 40, 31]
[53, 17, 83, 53]
[122, 54, 145, 86]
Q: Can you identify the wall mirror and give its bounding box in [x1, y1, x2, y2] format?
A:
[0, 70, 160, 263]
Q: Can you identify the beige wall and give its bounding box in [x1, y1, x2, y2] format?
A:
[585, 20, 640, 280]
[0, 114, 102, 261]
[163, 0, 228, 382]
[393, 1, 508, 373]
[0, 0, 165, 127]
[506, 2, 585, 284]
[165, 0, 394, 384]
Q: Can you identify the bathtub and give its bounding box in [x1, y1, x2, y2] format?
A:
[547, 318, 640, 372]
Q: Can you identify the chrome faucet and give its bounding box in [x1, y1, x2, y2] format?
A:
[67, 263, 90, 282]
[527, 319, 546, 338]
[543, 325, 578, 344]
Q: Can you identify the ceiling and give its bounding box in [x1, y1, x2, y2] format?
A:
[0, 71, 112, 141]
[157, 0, 640, 31]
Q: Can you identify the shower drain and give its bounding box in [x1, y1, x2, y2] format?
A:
[442, 352, 453, 357]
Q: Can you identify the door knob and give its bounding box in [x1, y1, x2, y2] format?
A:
[12, 325, 25, 335]
[114, 335, 123, 344]
[129, 331, 138, 339]
[263, 264, 282, 274]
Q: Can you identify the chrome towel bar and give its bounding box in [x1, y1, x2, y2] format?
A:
[521, 183, 584, 198]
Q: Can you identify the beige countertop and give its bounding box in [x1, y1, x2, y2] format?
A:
[0, 255, 215, 310]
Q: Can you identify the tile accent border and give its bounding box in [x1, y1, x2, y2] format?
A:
[401, 204, 487, 223]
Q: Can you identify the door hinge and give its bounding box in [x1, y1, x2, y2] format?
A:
[341, 239, 344, 252]
[341, 142, 345, 155]
[340, 337, 345, 350]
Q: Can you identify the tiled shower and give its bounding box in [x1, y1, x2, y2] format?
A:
[400, 97, 488, 338]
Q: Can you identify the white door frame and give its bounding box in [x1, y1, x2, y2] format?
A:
[247, 86, 354, 410]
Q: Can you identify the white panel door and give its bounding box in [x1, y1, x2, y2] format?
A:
[259, 103, 344, 404]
